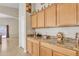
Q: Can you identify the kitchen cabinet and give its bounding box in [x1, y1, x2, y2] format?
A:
[40, 42, 52, 56]
[37, 10, 45, 28]
[52, 45, 77, 56]
[76, 52, 79, 56]
[57, 4, 76, 26]
[27, 37, 40, 56]
[32, 40, 40, 56]
[77, 4, 79, 25]
[40, 46, 52, 56]
[45, 4, 56, 27]
[31, 13, 37, 28]
[53, 51, 65, 56]
[27, 37, 77, 56]
[27, 38, 33, 55]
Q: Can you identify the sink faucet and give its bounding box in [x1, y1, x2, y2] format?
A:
[56, 32, 64, 43]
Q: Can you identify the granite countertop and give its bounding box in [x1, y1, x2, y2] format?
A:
[27, 35, 79, 51]
[42, 38, 76, 50]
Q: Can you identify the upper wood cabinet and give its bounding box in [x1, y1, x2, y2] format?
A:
[31, 4, 78, 28]
[57, 4, 76, 26]
[77, 4, 79, 25]
[37, 10, 45, 28]
[45, 4, 56, 27]
[31, 13, 37, 28]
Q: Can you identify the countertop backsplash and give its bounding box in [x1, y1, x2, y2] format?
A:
[35, 27, 79, 39]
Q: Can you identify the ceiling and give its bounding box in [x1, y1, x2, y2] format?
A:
[0, 13, 15, 18]
[0, 3, 18, 9]
[0, 3, 18, 19]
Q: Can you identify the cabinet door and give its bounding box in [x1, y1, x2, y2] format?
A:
[57, 4, 76, 26]
[77, 4, 79, 25]
[31, 14, 37, 28]
[53, 51, 65, 56]
[27, 40, 33, 55]
[32, 42, 39, 56]
[45, 4, 56, 27]
[40, 46, 52, 56]
[37, 10, 45, 28]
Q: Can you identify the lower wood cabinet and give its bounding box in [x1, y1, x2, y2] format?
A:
[76, 52, 79, 56]
[27, 37, 77, 56]
[53, 51, 65, 56]
[40, 46, 52, 56]
[27, 39, 33, 55]
[27, 37, 40, 56]
[32, 40, 40, 56]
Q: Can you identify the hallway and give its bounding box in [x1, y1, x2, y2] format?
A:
[0, 37, 28, 56]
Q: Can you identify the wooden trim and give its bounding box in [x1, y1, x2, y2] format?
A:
[31, 15, 32, 28]
[55, 4, 57, 26]
[37, 11, 38, 28]
[44, 8, 45, 28]
[76, 4, 78, 25]
[32, 25, 79, 29]
[36, 12, 38, 28]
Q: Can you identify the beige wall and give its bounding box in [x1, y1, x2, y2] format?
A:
[26, 12, 34, 34]
[0, 18, 19, 38]
[0, 6, 18, 18]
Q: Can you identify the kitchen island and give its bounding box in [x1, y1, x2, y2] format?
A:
[26, 36, 79, 56]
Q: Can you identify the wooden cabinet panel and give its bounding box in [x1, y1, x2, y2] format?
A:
[57, 4, 76, 26]
[27, 39, 33, 55]
[40, 41, 76, 56]
[53, 51, 65, 56]
[32, 41, 39, 56]
[76, 52, 79, 56]
[40, 46, 52, 56]
[31, 14, 37, 28]
[27, 37, 77, 56]
[37, 10, 45, 27]
[77, 4, 79, 25]
[45, 4, 56, 27]
[27, 38, 40, 56]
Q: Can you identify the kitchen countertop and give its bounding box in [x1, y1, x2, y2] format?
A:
[27, 35, 79, 51]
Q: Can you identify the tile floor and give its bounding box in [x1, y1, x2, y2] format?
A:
[0, 37, 29, 56]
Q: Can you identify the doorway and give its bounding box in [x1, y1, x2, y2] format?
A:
[0, 25, 9, 38]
